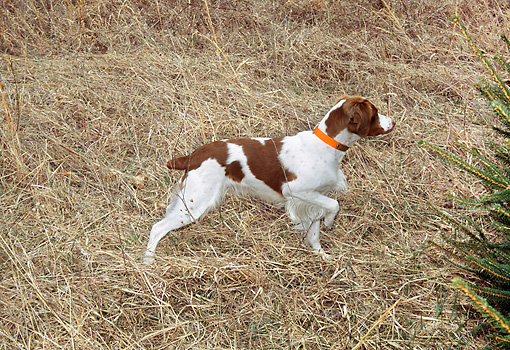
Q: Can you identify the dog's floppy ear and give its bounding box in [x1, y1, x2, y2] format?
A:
[346, 100, 372, 138]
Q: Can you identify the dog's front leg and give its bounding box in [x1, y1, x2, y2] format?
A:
[284, 192, 337, 260]
[290, 191, 339, 228]
[304, 220, 331, 260]
[335, 168, 348, 193]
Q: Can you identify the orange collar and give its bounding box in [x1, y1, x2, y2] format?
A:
[313, 127, 349, 152]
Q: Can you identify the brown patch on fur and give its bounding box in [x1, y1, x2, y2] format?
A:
[324, 106, 349, 138]
[167, 141, 245, 182]
[225, 160, 245, 182]
[228, 138, 296, 194]
[325, 96, 380, 138]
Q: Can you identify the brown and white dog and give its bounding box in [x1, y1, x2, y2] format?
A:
[144, 96, 395, 263]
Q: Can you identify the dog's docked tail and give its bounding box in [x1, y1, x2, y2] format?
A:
[167, 156, 191, 170]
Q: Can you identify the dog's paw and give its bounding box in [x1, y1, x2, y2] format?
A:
[335, 170, 348, 193]
[322, 253, 332, 261]
[324, 216, 335, 229]
[335, 182, 348, 194]
[293, 223, 306, 232]
[316, 248, 332, 261]
[142, 251, 155, 265]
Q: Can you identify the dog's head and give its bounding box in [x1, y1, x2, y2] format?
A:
[325, 96, 395, 138]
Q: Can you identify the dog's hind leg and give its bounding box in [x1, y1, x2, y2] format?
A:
[304, 220, 331, 260]
[143, 162, 226, 264]
[143, 198, 191, 264]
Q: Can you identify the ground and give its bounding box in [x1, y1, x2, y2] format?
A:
[1, 0, 508, 348]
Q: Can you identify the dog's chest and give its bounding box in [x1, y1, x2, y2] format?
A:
[282, 133, 341, 171]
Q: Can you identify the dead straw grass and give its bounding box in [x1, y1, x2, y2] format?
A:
[1, 0, 509, 348]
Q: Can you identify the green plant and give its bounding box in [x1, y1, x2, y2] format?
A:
[419, 15, 510, 349]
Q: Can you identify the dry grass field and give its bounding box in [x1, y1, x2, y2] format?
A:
[1, 0, 509, 348]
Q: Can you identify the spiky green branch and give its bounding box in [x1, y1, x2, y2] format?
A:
[422, 16, 510, 350]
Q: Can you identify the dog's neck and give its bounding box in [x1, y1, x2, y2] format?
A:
[315, 100, 362, 149]
[330, 127, 361, 147]
[313, 124, 360, 166]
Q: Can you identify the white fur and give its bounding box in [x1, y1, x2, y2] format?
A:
[378, 113, 394, 132]
[144, 98, 395, 263]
